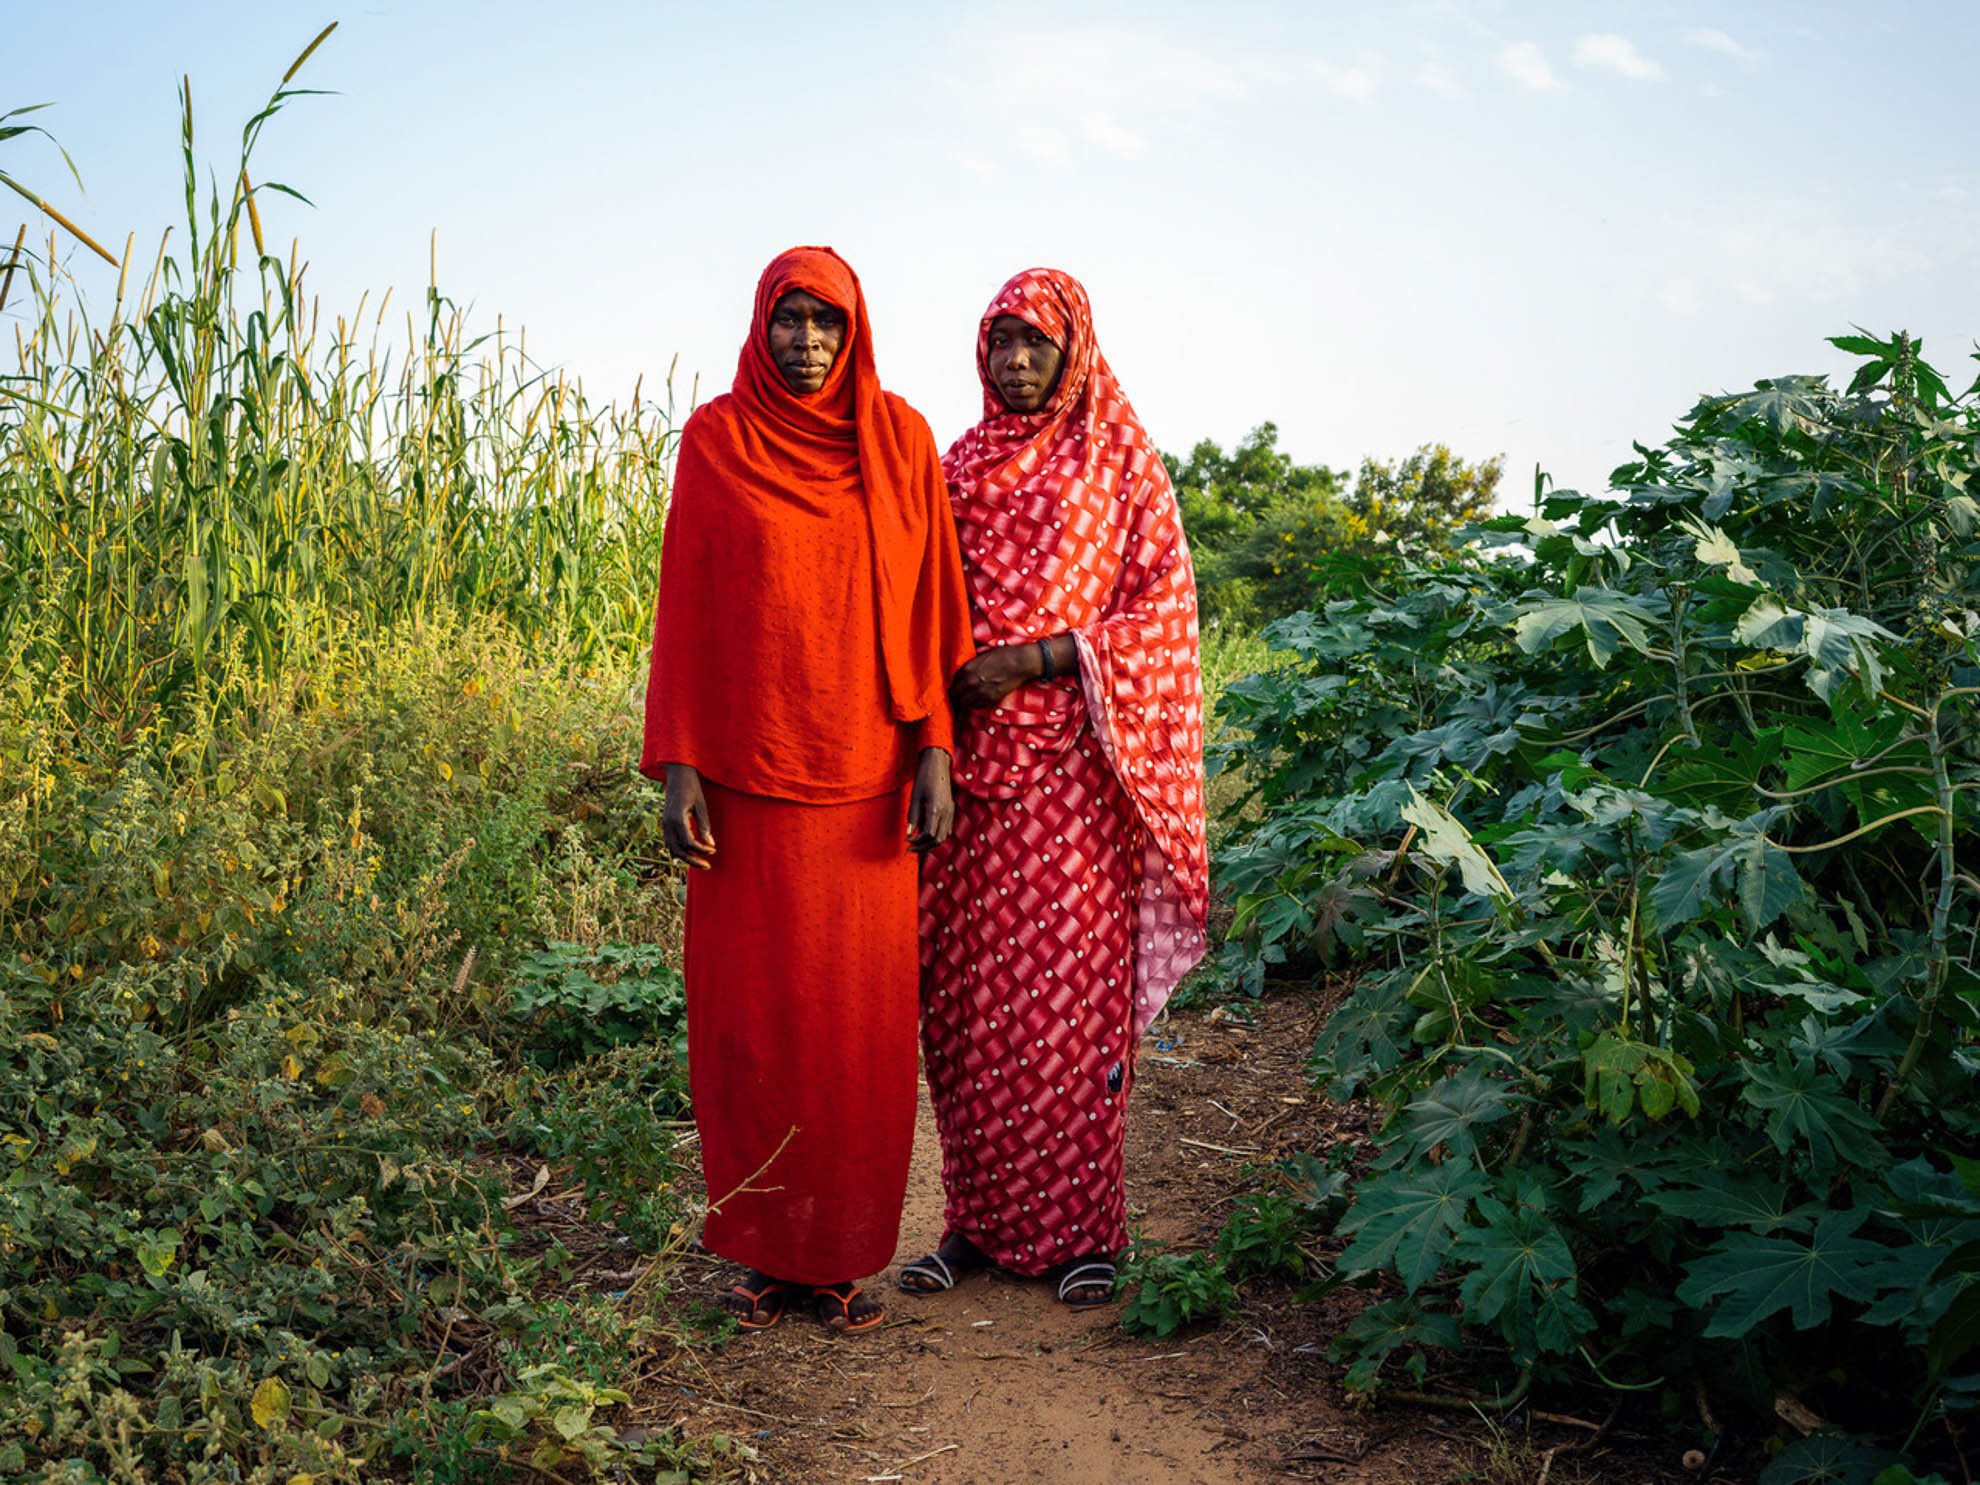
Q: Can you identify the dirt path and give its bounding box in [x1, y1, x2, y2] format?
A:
[634, 991, 1485, 1484]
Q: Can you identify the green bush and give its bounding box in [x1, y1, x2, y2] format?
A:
[508, 941, 687, 1064]
[1215, 1190, 1316, 1282]
[0, 622, 702, 1481]
[507, 1040, 689, 1247]
[1117, 1240, 1240, 1337]
[1214, 332, 1980, 1470]
[1170, 424, 1502, 628]
[0, 969, 502, 1480]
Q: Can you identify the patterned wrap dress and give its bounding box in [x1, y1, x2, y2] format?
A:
[921, 268, 1209, 1275]
[642, 247, 974, 1285]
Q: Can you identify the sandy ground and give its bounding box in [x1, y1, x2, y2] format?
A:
[628, 991, 1522, 1484]
[535, 986, 1710, 1484]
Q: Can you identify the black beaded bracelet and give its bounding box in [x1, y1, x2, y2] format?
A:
[1037, 637, 1056, 681]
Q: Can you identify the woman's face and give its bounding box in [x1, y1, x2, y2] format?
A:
[768, 289, 848, 394]
[986, 314, 1064, 414]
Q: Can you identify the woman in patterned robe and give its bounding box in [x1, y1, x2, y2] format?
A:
[907, 268, 1209, 1305]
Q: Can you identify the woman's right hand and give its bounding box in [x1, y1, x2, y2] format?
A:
[662, 764, 717, 869]
[949, 643, 1038, 711]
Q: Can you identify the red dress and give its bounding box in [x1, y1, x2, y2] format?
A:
[921, 268, 1208, 1274]
[642, 248, 973, 1284]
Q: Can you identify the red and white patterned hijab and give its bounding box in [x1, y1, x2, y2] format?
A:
[943, 268, 1209, 1032]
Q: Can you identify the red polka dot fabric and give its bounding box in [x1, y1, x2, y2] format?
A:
[940, 267, 1208, 1031]
[919, 268, 1209, 1274]
[920, 729, 1138, 1275]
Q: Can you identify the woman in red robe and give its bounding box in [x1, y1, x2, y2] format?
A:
[907, 268, 1209, 1305]
[642, 246, 974, 1331]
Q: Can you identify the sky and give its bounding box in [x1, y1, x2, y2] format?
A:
[8, 0, 1979, 500]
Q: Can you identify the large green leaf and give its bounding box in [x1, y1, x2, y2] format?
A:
[1733, 597, 1897, 700]
[1781, 711, 1905, 791]
[1651, 817, 1803, 932]
[1326, 1294, 1462, 1366]
[1756, 1432, 1906, 1485]
[1512, 588, 1661, 668]
[1716, 375, 1831, 437]
[1391, 1065, 1516, 1161]
[1741, 1059, 1886, 1178]
[1661, 732, 1784, 814]
[1582, 1033, 1701, 1124]
[1644, 1172, 1820, 1234]
[1337, 1163, 1489, 1293]
[1451, 1194, 1593, 1352]
[1944, 491, 1979, 537]
[1399, 786, 1512, 901]
[1677, 515, 1761, 585]
[1735, 834, 1806, 931]
[1558, 1125, 1672, 1210]
[1780, 712, 1935, 831]
[1928, 1285, 1980, 1378]
[1403, 955, 1506, 1044]
[1676, 1209, 1885, 1336]
[1312, 976, 1410, 1100]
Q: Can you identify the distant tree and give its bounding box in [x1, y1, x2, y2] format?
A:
[1348, 443, 1504, 550]
[1165, 423, 1349, 629]
[1167, 426, 1502, 628]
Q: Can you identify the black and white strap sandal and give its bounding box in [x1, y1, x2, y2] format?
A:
[898, 1251, 959, 1292]
[1054, 1260, 1117, 1307]
[898, 1234, 991, 1294]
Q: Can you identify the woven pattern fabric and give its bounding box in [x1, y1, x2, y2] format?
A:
[919, 727, 1137, 1276]
[941, 267, 1207, 1029]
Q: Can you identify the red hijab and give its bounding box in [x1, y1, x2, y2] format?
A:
[943, 268, 1209, 1030]
[641, 247, 973, 799]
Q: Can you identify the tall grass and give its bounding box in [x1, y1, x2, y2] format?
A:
[1, 37, 675, 759]
[0, 41, 729, 1481]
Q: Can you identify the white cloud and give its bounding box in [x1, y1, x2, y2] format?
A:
[1682, 27, 1764, 68]
[1416, 59, 1463, 98]
[942, 23, 1387, 161]
[947, 24, 1247, 161]
[1573, 34, 1664, 82]
[1496, 41, 1564, 92]
[1662, 205, 1933, 308]
[1313, 54, 1384, 101]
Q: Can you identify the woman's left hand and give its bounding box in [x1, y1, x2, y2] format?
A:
[949, 643, 1039, 712]
[908, 747, 955, 854]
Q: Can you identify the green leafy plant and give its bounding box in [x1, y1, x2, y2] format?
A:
[465, 1364, 635, 1476]
[1216, 1189, 1319, 1282]
[507, 1040, 688, 1246]
[1117, 1240, 1240, 1337]
[0, 43, 716, 1485]
[1214, 331, 1980, 1472]
[507, 941, 686, 1064]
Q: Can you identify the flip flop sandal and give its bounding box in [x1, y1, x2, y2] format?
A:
[813, 1282, 885, 1333]
[1055, 1261, 1118, 1308]
[722, 1277, 790, 1330]
[898, 1240, 990, 1294]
